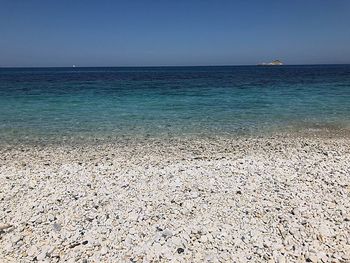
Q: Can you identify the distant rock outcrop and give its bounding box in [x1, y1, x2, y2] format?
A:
[258, 60, 283, 66]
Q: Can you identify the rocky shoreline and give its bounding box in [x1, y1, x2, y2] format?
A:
[1, 135, 350, 262]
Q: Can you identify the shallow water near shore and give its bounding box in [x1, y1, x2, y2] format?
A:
[1, 65, 350, 143]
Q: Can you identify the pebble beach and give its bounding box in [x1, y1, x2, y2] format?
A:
[1, 134, 350, 262]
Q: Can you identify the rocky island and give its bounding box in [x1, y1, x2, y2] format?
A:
[258, 60, 284, 66]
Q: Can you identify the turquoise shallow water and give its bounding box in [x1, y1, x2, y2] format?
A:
[0, 65, 350, 143]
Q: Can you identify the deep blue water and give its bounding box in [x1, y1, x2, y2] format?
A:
[0, 65, 350, 142]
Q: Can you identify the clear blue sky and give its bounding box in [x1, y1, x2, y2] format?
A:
[1, 0, 349, 67]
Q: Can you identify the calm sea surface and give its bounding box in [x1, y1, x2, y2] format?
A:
[1, 65, 350, 143]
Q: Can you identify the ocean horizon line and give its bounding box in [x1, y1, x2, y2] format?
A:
[1, 63, 350, 69]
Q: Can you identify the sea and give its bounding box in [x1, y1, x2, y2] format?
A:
[0, 65, 350, 143]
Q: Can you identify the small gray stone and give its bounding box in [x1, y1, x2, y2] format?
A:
[53, 223, 61, 232]
[161, 229, 173, 238]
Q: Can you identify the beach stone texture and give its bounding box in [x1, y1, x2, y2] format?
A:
[0, 135, 349, 262]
